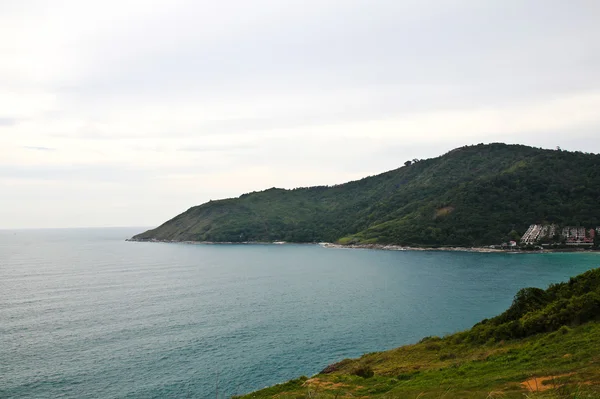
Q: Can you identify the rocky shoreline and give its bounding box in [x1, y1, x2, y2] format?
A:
[126, 238, 284, 245]
[319, 242, 506, 253]
[127, 238, 598, 254]
[321, 243, 599, 253]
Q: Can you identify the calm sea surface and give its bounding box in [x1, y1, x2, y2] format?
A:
[1, 228, 599, 398]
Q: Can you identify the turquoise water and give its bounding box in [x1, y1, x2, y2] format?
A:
[1, 228, 598, 398]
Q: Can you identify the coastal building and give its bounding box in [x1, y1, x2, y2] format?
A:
[562, 226, 594, 246]
[521, 224, 540, 244]
[521, 224, 557, 244]
[562, 226, 586, 240]
[518, 224, 596, 248]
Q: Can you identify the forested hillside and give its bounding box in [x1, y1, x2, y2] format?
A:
[132, 143, 600, 246]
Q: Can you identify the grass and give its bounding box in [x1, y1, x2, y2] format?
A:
[236, 321, 600, 398]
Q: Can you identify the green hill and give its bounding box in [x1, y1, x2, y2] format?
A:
[236, 268, 600, 399]
[132, 143, 600, 246]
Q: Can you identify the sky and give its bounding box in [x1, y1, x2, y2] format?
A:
[1, 0, 599, 228]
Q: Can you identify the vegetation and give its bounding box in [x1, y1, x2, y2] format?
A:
[133, 143, 600, 247]
[235, 268, 600, 398]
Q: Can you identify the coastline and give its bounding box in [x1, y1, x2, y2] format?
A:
[320, 242, 505, 253]
[321, 243, 600, 253]
[126, 238, 598, 254]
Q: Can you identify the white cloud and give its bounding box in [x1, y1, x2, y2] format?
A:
[0, 0, 599, 228]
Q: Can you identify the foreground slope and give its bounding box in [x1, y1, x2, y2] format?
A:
[133, 143, 600, 246]
[237, 268, 600, 399]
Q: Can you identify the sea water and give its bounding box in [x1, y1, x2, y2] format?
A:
[1, 228, 598, 398]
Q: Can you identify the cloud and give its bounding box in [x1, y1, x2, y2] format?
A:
[0, 117, 18, 126]
[22, 146, 56, 151]
[177, 144, 256, 152]
[0, 0, 599, 228]
[0, 163, 144, 182]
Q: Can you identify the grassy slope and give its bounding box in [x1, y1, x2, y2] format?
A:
[238, 323, 600, 399]
[237, 269, 600, 399]
[133, 143, 600, 246]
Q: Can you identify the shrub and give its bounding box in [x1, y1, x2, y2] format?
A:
[319, 359, 353, 374]
[558, 325, 571, 335]
[419, 335, 442, 343]
[352, 365, 374, 378]
[462, 268, 600, 344]
[439, 353, 457, 361]
[397, 371, 419, 381]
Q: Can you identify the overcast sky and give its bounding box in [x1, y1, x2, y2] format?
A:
[1, 0, 599, 228]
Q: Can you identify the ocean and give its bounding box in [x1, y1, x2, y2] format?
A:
[1, 227, 598, 398]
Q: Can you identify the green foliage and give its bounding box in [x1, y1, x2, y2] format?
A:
[438, 352, 457, 360]
[418, 335, 442, 343]
[467, 268, 600, 343]
[352, 365, 374, 378]
[395, 371, 419, 381]
[133, 143, 600, 247]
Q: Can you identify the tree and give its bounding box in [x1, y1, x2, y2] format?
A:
[508, 230, 521, 242]
[404, 160, 412, 166]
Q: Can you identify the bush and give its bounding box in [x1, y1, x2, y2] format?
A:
[463, 268, 600, 343]
[558, 325, 571, 335]
[439, 353, 457, 361]
[319, 359, 353, 374]
[419, 336, 442, 343]
[352, 365, 374, 378]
